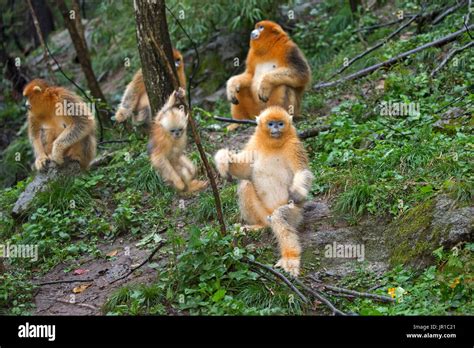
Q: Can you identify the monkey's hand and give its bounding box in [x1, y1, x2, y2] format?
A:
[214, 149, 231, 178]
[289, 170, 314, 204]
[257, 78, 272, 103]
[34, 155, 51, 172]
[51, 146, 65, 166]
[114, 107, 132, 123]
[275, 257, 300, 277]
[226, 77, 240, 105]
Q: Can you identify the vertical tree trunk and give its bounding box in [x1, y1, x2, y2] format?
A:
[133, 0, 178, 115]
[55, 0, 110, 126]
[133, 0, 227, 235]
[29, 0, 55, 47]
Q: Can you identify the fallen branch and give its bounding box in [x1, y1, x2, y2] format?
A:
[298, 125, 331, 140]
[430, 40, 474, 77]
[354, 15, 416, 33]
[109, 240, 165, 284]
[314, 24, 474, 90]
[244, 259, 309, 304]
[214, 116, 257, 125]
[310, 276, 395, 303]
[35, 278, 94, 286]
[53, 298, 98, 311]
[432, 0, 467, 25]
[330, 15, 419, 79]
[213, 116, 330, 140]
[292, 278, 347, 316]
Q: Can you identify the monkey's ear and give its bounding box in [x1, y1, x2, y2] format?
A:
[33, 86, 42, 93]
[255, 116, 261, 125]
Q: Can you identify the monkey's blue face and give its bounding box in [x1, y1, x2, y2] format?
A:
[267, 120, 285, 138]
[170, 128, 184, 138]
[251, 24, 264, 40]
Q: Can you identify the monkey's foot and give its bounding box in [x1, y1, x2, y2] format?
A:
[226, 123, 240, 131]
[275, 257, 300, 277]
[186, 180, 208, 193]
[242, 224, 266, 232]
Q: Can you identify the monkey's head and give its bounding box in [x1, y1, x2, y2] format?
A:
[159, 105, 188, 139]
[23, 79, 52, 115]
[173, 48, 183, 69]
[250, 20, 287, 51]
[255, 106, 296, 145]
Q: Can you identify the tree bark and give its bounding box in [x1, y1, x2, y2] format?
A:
[55, 0, 110, 125]
[133, 0, 178, 115]
[29, 0, 55, 47]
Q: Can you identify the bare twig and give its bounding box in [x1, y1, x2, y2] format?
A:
[213, 116, 330, 140]
[244, 259, 309, 303]
[110, 240, 165, 284]
[26, 0, 57, 83]
[314, 24, 474, 90]
[464, 0, 473, 39]
[309, 276, 395, 303]
[355, 15, 416, 33]
[432, 0, 467, 25]
[298, 125, 331, 140]
[53, 298, 98, 311]
[292, 278, 347, 316]
[165, 5, 227, 236]
[214, 116, 257, 125]
[330, 15, 419, 79]
[430, 40, 474, 77]
[34, 278, 94, 286]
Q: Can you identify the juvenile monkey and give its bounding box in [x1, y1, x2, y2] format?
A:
[148, 88, 207, 193]
[226, 20, 311, 130]
[23, 79, 97, 171]
[115, 49, 186, 125]
[214, 106, 313, 276]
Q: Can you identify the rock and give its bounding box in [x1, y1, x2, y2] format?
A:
[12, 160, 82, 217]
[385, 195, 473, 269]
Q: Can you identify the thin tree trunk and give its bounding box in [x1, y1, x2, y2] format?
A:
[55, 0, 110, 125]
[29, 0, 55, 47]
[134, 0, 227, 235]
[133, 0, 177, 114]
[27, 0, 57, 83]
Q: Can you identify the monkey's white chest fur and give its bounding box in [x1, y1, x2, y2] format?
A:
[252, 61, 277, 95]
[252, 153, 292, 210]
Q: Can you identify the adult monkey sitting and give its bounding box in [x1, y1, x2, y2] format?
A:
[226, 20, 311, 131]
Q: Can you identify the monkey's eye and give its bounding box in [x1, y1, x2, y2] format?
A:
[278, 122, 284, 127]
[259, 25, 264, 31]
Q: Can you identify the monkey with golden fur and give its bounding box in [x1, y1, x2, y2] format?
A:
[226, 20, 311, 131]
[214, 106, 313, 276]
[148, 88, 207, 194]
[115, 49, 186, 125]
[23, 79, 97, 171]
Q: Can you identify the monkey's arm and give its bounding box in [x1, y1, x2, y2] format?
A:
[179, 155, 196, 177]
[214, 148, 253, 180]
[115, 71, 143, 123]
[289, 169, 314, 204]
[226, 73, 253, 104]
[258, 48, 310, 102]
[28, 118, 50, 170]
[51, 114, 93, 165]
[151, 153, 186, 191]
